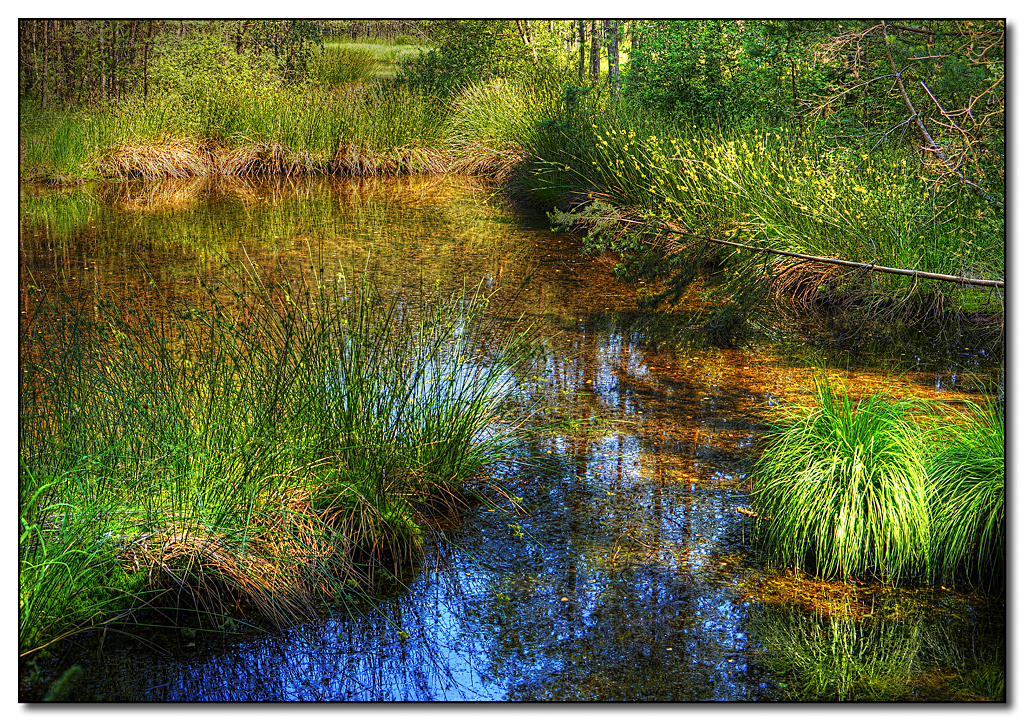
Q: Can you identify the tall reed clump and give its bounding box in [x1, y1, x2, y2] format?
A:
[19, 261, 543, 656]
[444, 78, 559, 177]
[752, 376, 1005, 591]
[751, 376, 932, 583]
[927, 396, 1004, 591]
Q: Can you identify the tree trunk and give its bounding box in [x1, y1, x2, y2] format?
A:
[517, 20, 539, 66]
[589, 20, 601, 85]
[99, 21, 106, 100]
[605, 19, 620, 96]
[144, 20, 152, 99]
[577, 20, 586, 83]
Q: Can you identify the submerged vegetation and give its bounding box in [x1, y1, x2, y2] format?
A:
[20, 261, 545, 656]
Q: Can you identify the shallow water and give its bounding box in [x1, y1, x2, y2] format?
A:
[19, 175, 1004, 701]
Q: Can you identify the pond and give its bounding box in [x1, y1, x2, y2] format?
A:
[18, 175, 1004, 701]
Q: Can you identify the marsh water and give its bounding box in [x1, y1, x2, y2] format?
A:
[19, 175, 1004, 701]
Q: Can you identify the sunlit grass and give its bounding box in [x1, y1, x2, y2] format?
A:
[751, 375, 932, 583]
[526, 103, 1004, 320]
[752, 375, 1005, 590]
[927, 396, 1004, 591]
[19, 259, 544, 656]
[21, 79, 449, 181]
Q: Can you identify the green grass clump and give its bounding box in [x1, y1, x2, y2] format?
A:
[525, 97, 1003, 321]
[751, 376, 932, 583]
[19, 260, 543, 656]
[927, 397, 1004, 591]
[445, 78, 559, 176]
[752, 376, 1005, 591]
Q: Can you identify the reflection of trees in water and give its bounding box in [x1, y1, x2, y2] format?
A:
[18, 175, 537, 340]
[21, 175, 1003, 701]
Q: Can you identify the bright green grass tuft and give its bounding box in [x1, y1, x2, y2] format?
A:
[19, 258, 544, 655]
[927, 396, 1004, 590]
[752, 375, 932, 582]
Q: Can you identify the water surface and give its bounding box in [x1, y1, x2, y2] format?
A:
[19, 175, 1004, 701]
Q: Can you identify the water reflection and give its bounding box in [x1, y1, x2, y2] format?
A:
[19, 176, 1002, 701]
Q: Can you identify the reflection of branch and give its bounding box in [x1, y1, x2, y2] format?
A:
[880, 21, 1002, 208]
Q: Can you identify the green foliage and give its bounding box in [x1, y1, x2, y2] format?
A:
[525, 100, 1003, 322]
[397, 20, 570, 96]
[19, 466, 143, 654]
[752, 376, 932, 582]
[927, 397, 1004, 591]
[19, 260, 544, 655]
[148, 31, 284, 101]
[752, 377, 1005, 589]
[444, 77, 563, 174]
[623, 20, 832, 127]
[43, 665, 84, 702]
[244, 20, 323, 83]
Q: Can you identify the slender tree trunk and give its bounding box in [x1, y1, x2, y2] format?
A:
[517, 20, 538, 66]
[144, 20, 152, 99]
[589, 20, 601, 85]
[41, 21, 48, 108]
[605, 19, 620, 96]
[99, 21, 106, 100]
[577, 20, 586, 83]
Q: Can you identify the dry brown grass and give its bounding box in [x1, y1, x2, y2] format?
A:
[115, 487, 370, 629]
[768, 259, 851, 310]
[328, 143, 448, 176]
[446, 143, 522, 179]
[218, 143, 327, 177]
[94, 138, 212, 180]
[91, 138, 458, 181]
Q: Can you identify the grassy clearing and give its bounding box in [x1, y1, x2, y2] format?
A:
[314, 37, 426, 84]
[19, 259, 545, 656]
[751, 375, 1004, 590]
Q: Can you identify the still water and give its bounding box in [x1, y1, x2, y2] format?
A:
[19, 175, 1003, 701]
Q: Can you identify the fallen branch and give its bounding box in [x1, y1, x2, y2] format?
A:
[612, 217, 1004, 289]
